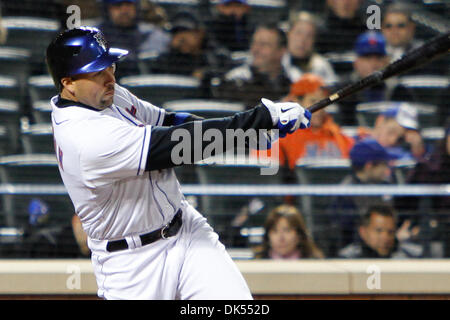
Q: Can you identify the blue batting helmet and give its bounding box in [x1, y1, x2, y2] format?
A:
[46, 26, 128, 91]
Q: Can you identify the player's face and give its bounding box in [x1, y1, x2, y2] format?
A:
[288, 20, 315, 58]
[268, 217, 300, 257]
[64, 65, 116, 110]
[250, 28, 285, 73]
[382, 13, 415, 48]
[359, 213, 396, 256]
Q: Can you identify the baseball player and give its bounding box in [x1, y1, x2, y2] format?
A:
[46, 26, 311, 300]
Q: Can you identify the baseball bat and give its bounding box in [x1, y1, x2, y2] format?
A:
[307, 31, 450, 114]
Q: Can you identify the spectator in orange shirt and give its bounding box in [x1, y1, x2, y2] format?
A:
[277, 74, 354, 170]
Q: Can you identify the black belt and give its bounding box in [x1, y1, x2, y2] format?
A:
[106, 209, 183, 253]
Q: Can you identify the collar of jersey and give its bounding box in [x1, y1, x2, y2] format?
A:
[55, 95, 103, 112]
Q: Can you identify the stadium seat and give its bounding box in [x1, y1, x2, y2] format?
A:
[295, 158, 352, 185]
[294, 158, 352, 227]
[31, 100, 52, 123]
[2, 17, 60, 74]
[0, 125, 13, 156]
[244, 0, 289, 24]
[163, 99, 245, 118]
[230, 51, 251, 67]
[421, 127, 445, 148]
[21, 123, 54, 154]
[0, 75, 20, 102]
[0, 47, 31, 107]
[0, 99, 21, 153]
[0, 154, 61, 184]
[0, 154, 70, 228]
[119, 74, 202, 106]
[28, 75, 57, 104]
[356, 101, 438, 128]
[1, 193, 73, 228]
[196, 155, 282, 225]
[390, 75, 449, 116]
[324, 51, 356, 77]
[151, 0, 201, 19]
[137, 51, 160, 74]
[392, 159, 417, 185]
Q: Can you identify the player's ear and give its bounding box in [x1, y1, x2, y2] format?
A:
[61, 77, 76, 96]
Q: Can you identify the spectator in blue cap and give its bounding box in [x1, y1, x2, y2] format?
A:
[324, 138, 399, 256]
[356, 102, 426, 161]
[335, 31, 393, 125]
[353, 31, 389, 79]
[96, 0, 171, 78]
[349, 138, 398, 175]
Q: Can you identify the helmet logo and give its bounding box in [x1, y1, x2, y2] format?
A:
[94, 32, 107, 51]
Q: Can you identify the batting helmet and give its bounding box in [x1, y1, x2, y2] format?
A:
[46, 26, 128, 91]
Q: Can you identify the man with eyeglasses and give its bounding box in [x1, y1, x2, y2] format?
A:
[381, 3, 422, 63]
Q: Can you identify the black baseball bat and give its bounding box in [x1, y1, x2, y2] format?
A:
[308, 31, 450, 114]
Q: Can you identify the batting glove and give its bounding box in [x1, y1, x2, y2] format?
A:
[261, 98, 311, 138]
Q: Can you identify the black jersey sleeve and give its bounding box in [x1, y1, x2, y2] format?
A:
[145, 105, 273, 171]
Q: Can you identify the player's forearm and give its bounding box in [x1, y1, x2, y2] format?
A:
[145, 105, 273, 171]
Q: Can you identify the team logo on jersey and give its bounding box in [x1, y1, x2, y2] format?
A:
[126, 105, 137, 118]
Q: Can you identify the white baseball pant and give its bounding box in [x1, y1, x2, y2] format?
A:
[88, 201, 253, 300]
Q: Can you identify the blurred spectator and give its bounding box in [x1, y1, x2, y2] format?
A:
[358, 103, 426, 161]
[283, 11, 339, 85]
[208, 0, 253, 52]
[96, 0, 171, 78]
[25, 214, 90, 258]
[212, 23, 291, 108]
[381, 3, 423, 63]
[151, 10, 232, 97]
[1, 0, 64, 20]
[262, 74, 354, 170]
[253, 204, 324, 259]
[315, 0, 366, 54]
[339, 204, 423, 258]
[395, 119, 450, 257]
[140, 0, 169, 27]
[337, 31, 391, 125]
[0, 7, 7, 44]
[327, 138, 398, 256]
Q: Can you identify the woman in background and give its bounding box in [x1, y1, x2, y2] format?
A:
[254, 204, 324, 259]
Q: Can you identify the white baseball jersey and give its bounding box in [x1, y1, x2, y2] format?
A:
[50, 84, 252, 300]
[51, 84, 183, 240]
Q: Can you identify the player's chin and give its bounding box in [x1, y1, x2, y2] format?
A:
[100, 96, 114, 108]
